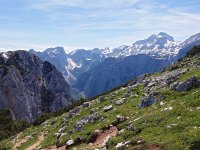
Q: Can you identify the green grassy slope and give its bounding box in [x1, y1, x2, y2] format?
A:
[0, 48, 200, 150]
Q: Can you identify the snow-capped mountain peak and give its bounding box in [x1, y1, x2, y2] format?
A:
[135, 32, 174, 45]
[101, 32, 180, 59]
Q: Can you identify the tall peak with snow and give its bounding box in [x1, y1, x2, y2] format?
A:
[102, 32, 180, 59]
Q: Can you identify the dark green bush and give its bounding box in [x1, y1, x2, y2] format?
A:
[189, 141, 200, 150]
[33, 97, 88, 126]
[0, 109, 29, 141]
[168, 63, 180, 71]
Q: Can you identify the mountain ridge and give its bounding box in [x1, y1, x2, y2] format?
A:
[29, 32, 200, 98]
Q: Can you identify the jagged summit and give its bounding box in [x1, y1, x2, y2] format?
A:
[44, 47, 66, 56]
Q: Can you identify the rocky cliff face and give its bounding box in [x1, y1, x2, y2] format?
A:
[0, 50, 72, 122]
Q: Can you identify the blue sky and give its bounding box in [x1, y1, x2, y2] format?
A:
[0, 0, 200, 52]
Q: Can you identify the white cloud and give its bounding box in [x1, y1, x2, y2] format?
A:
[25, 0, 200, 32]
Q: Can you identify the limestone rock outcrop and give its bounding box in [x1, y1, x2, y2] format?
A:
[0, 51, 72, 122]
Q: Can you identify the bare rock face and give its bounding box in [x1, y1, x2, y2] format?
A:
[0, 51, 72, 122]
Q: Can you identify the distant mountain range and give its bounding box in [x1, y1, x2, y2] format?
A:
[30, 32, 200, 98]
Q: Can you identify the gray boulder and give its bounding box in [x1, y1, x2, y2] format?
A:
[66, 139, 74, 146]
[69, 106, 82, 114]
[139, 92, 164, 108]
[74, 122, 83, 131]
[80, 112, 99, 124]
[99, 116, 104, 122]
[59, 126, 66, 133]
[144, 80, 151, 87]
[116, 115, 126, 123]
[83, 102, 90, 107]
[103, 105, 113, 112]
[170, 76, 200, 92]
[139, 96, 156, 108]
[66, 113, 74, 119]
[56, 133, 61, 140]
[114, 99, 125, 105]
[99, 97, 106, 102]
[116, 141, 131, 149]
[66, 106, 82, 119]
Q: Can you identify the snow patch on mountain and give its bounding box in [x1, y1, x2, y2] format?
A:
[2, 53, 9, 59]
[65, 66, 77, 82]
[67, 58, 79, 70]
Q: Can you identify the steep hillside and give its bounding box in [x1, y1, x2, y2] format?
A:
[1, 47, 199, 150]
[0, 51, 72, 123]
